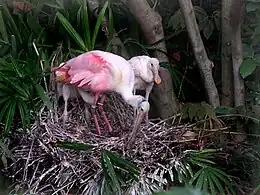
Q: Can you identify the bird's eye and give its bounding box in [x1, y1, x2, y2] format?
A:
[150, 63, 154, 67]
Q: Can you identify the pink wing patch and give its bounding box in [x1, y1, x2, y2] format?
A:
[64, 52, 113, 92]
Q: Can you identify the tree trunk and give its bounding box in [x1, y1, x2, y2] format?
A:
[127, 0, 180, 119]
[87, 0, 130, 59]
[230, 0, 245, 107]
[221, 0, 233, 106]
[178, 0, 220, 108]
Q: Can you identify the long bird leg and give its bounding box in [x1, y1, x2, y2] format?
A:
[133, 88, 137, 118]
[78, 89, 102, 135]
[91, 105, 101, 135]
[62, 84, 71, 125]
[144, 83, 154, 124]
[97, 94, 113, 132]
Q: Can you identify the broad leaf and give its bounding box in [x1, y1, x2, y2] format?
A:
[243, 43, 254, 58]
[240, 58, 257, 78]
[202, 20, 215, 39]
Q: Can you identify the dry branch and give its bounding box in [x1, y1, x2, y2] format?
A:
[127, 0, 180, 119]
[178, 0, 220, 108]
[221, 0, 233, 106]
[230, 0, 245, 107]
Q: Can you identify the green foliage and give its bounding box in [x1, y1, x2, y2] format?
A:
[167, 6, 220, 39]
[56, 140, 140, 195]
[181, 102, 216, 122]
[184, 149, 235, 195]
[101, 150, 140, 195]
[239, 43, 259, 78]
[0, 56, 50, 136]
[55, 0, 110, 53]
[153, 187, 209, 195]
[0, 3, 47, 59]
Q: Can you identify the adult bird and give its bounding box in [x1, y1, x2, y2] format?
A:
[53, 50, 150, 136]
[128, 56, 161, 122]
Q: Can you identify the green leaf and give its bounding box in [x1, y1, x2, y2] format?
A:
[56, 141, 94, 151]
[246, 2, 260, 12]
[252, 34, 260, 45]
[208, 171, 225, 194]
[253, 24, 260, 37]
[107, 1, 114, 43]
[215, 106, 234, 115]
[91, 1, 109, 49]
[208, 173, 217, 195]
[254, 54, 260, 64]
[56, 12, 86, 51]
[3, 100, 16, 136]
[17, 101, 30, 133]
[1, 4, 22, 44]
[243, 43, 254, 58]
[0, 10, 8, 42]
[35, 84, 53, 110]
[106, 150, 140, 178]
[81, 1, 91, 50]
[240, 58, 257, 78]
[101, 150, 122, 194]
[202, 20, 215, 39]
[153, 187, 209, 195]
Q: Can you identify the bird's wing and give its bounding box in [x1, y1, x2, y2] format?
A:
[57, 52, 114, 92]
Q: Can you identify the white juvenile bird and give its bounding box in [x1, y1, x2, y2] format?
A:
[56, 82, 93, 124]
[128, 56, 162, 122]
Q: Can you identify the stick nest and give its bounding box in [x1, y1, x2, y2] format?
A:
[5, 93, 198, 194]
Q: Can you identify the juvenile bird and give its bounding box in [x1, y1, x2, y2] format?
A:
[128, 56, 161, 122]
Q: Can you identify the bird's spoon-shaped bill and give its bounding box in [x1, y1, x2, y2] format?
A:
[127, 101, 150, 149]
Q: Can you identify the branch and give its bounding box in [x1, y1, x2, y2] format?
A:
[221, 0, 233, 106]
[178, 0, 220, 108]
[230, 0, 245, 107]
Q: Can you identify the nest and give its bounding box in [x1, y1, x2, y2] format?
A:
[5, 93, 199, 194]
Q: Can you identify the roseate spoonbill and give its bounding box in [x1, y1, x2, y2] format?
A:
[53, 50, 150, 136]
[128, 56, 161, 122]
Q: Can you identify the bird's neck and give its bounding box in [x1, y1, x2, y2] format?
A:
[120, 90, 139, 108]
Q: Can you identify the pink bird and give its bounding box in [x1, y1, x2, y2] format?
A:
[53, 50, 150, 136]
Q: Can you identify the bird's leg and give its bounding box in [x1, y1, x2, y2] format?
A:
[78, 89, 102, 135]
[97, 94, 113, 132]
[91, 104, 101, 135]
[144, 83, 153, 125]
[62, 84, 71, 125]
[133, 88, 137, 118]
[84, 103, 91, 123]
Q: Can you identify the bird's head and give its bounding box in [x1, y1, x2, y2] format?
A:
[148, 58, 161, 85]
[126, 95, 150, 132]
